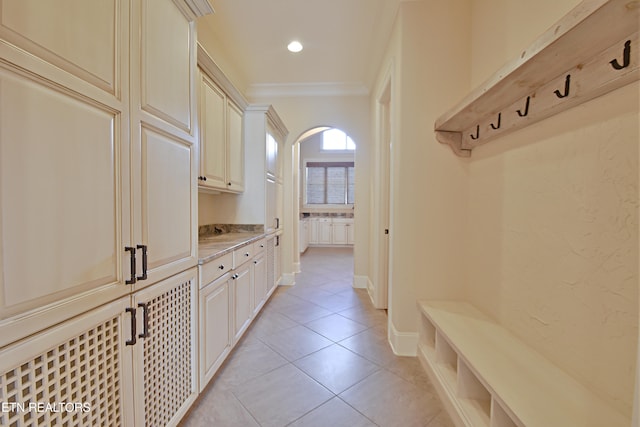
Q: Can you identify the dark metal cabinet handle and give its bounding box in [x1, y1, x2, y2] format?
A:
[138, 302, 150, 338]
[275, 218, 280, 229]
[219, 264, 225, 270]
[125, 247, 136, 284]
[245, 252, 250, 257]
[137, 245, 148, 281]
[125, 307, 137, 346]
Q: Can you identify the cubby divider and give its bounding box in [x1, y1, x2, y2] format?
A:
[435, 331, 457, 377]
[457, 360, 491, 426]
[490, 399, 519, 427]
[419, 315, 436, 350]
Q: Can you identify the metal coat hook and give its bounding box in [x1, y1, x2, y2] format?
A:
[554, 74, 571, 98]
[517, 96, 531, 117]
[470, 125, 480, 140]
[610, 40, 631, 70]
[490, 113, 502, 130]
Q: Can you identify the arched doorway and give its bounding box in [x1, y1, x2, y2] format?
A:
[292, 126, 357, 276]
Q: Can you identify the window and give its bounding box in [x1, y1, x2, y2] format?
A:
[322, 128, 355, 150]
[306, 162, 355, 205]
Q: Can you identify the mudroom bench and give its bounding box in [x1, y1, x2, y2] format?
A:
[417, 301, 629, 427]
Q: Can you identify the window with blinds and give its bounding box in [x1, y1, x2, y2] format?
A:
[306, 162, 355, 205]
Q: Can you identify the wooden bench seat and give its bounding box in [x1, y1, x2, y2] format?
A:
[417, 300, 630, 427]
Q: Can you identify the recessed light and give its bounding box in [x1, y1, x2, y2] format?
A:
[287, 40, 303, 53]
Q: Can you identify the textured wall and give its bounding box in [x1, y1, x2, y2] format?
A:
[467, 0, 639, 414]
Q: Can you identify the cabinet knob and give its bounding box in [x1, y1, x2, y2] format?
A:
[228, 182, 231, 186]
[245, 252, 250, 257]
[219, 265, 224, 270]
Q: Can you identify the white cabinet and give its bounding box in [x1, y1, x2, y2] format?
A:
[198, 70, 244, 193]
[0, 267, 199, 427]
[199, 272, 231, 391]
[131, 268, 198, 427]
[244, 105, 288, 234]
[317, 218, 333, 244]
[299, 219, 309, 253]
[0, 0, 201, 349]
[306, 218, 354, 246]
[232, 262, 252, 341]
[252, 251, 267, 315]
[0, 297, 134, 427]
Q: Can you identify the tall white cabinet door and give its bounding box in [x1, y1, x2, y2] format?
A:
[0, 296, 134, 427]
[134, 127, 197, 288]
[199, 72, 227, 188]
[0, 1, 131, 347]
[227, 100, 245, 192]
[130, 0, 198, 288]
[132, 268, 198, 427]
[252, 253, 267, 314]
[135, 0, 195, 134]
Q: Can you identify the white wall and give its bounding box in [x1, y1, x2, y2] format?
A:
[466, 0, 638, 415]
[370, 0, 472, 347]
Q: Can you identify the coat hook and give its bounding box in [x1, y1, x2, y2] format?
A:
[610, 40, 631, 70]
[517, 96, 531, 117]
[470, 125, 480, 140]
[490, 112, 502, 130]
[554, 74, 571, 98]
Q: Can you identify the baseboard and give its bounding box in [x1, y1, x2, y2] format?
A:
[388, 321, 418, 357]
[353, 275, 368, 289]
[293, 261, 301, 274]
[279, 273, 295, 286]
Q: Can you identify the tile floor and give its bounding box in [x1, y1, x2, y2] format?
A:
[180, 247, 454, 427]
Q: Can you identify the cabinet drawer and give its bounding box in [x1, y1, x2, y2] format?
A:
[201, 252, 233, 286]
[233, 244, 254, 268]
[253, 238, 266, 255]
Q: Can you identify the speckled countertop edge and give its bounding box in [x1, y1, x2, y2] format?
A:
[198, 232, 265, 265]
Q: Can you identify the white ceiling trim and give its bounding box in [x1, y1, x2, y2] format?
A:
[246, 82, 369, 99]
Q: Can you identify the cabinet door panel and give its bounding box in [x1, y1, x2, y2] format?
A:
[137, 125, 196, 285]
[139, 0, 193, 133]
[199, 274, 231, 390]
[0, 297, 134, 427]
[252, 254, 266, 314]
[233, 263, 252, 341]
[0, 0, 120, 94]
[227, 100, 244, 192]
[200, 73, 226, 188]
[132, 268, 198, 427]
[0, 70, 128, 335]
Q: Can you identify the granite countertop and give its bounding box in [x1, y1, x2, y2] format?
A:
[198, 232, 264, 265]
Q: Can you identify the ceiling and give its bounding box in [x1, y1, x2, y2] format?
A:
[198, 0, 406, 96]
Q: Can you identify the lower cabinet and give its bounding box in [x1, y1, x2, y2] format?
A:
[0, 267, 198, 427]
[307, 218, 354, 246]
[198, 237, 278, 392]
[199, 273, 231, 391]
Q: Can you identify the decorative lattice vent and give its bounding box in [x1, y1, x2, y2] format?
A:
[0, 317, 122, 426]
[142, 279, 193, 427]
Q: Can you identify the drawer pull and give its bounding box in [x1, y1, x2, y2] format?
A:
[245, 252, 250, 257]
[219, 265, 225, 270]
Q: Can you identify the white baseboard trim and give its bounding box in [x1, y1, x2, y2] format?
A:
[279, 273, 295, 286]
[388, 321, 418, 357]
[293, 261, 301, 274]
[353, 275, 368, 289]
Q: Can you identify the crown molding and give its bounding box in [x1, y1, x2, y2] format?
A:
[246, 82, 369, 98]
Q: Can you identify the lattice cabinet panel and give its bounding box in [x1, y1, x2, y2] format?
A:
[132, 268, 198, 427]
[0, 298, 132, 427]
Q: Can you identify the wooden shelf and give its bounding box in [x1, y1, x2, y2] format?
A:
[435, 0, 639, 157]
[417, 301, 630, 427]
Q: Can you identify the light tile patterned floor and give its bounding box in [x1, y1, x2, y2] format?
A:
[180, 247, 454, 427]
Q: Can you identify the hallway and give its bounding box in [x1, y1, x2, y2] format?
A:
[180, 247, 454, 427]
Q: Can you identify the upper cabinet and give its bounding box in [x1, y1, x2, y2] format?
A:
[197, 45, 248, 193]
[0, 0, 211, 348]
